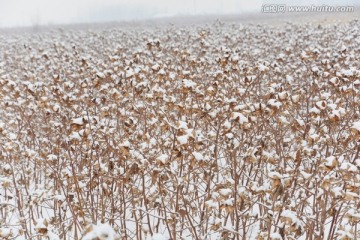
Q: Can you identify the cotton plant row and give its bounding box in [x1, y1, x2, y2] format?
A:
[0, 19, 359, 240]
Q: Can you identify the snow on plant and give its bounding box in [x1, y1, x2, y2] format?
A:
[81, 223, 117, 240]
[0, 17, 359, 240]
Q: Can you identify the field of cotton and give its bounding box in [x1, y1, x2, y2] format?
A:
[0, 17, 359, 240]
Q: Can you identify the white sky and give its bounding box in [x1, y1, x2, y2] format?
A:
[0, 0, 357, 27]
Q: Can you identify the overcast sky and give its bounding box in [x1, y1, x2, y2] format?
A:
[0, 0, 357, 28]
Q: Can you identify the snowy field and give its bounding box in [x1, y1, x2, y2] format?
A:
[0, 12, 359, 240]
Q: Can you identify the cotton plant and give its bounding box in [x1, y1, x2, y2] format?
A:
[0, 16, 359, 240]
